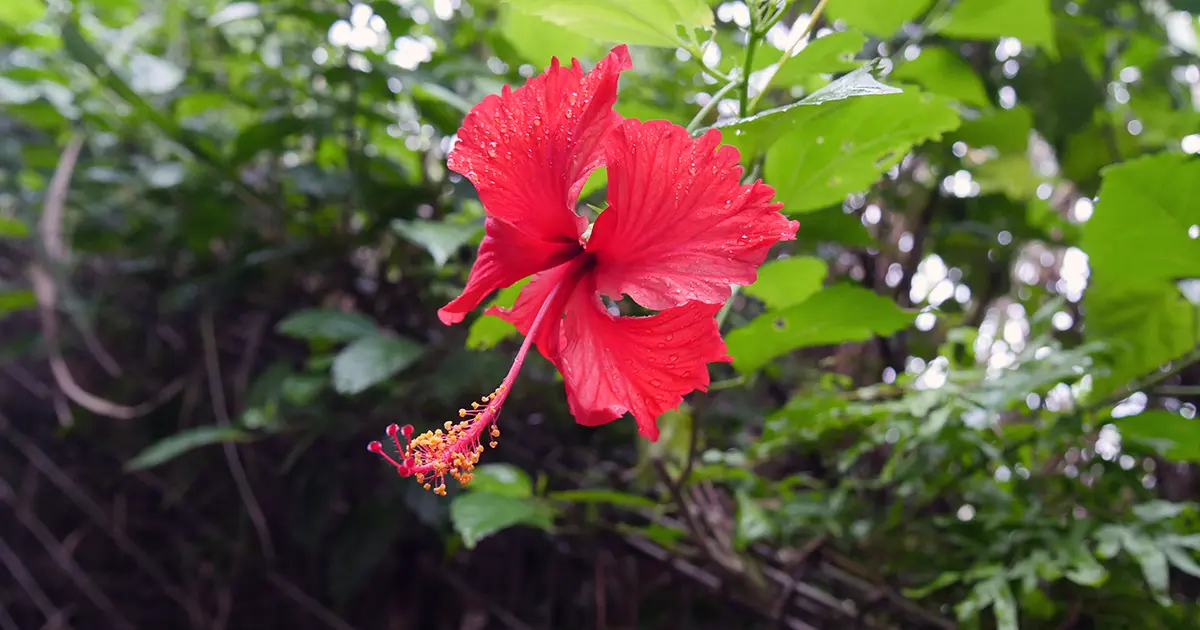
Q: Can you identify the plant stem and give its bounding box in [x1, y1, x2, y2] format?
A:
[686, 79, 741, 133]
[748, 0, 832, 113]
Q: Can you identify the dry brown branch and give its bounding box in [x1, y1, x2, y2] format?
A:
[199, 310, 275, 560]
[29, 135, 185, 420]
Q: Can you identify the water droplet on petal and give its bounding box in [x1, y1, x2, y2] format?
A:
[650, 379, 662, 387]
[568, 92, 579, 105]
[665, 334, 674, 341]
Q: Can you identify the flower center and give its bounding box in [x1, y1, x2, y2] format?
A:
[368, 278, 570, 494]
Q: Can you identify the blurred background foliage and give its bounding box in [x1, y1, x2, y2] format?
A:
[1, 0, 1200, 628]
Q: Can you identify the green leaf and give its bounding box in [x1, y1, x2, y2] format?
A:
[1082, 154, 1200, 395]
[0, 217, 28, 238]
[954, 106, 1033, 153]
[744, 256, 828, 311]
[0, 0, 45, 28]
[825, 0, 934, 38]
[770, 31, 868, 86]
[548, 489, 657, 509]
[734, 491, 773, 549]
[1120, 529, 1171, 605]
[499, 5, 604, 66]
[939, 0, 1056, 55]
[232, 117, 308, 164]
[331, 336, 424, 395]
[890, 46, 991, 108]
[466, 277, 530, 350]
[277, 309, 378, 342]
[0, 289, 36, 317]
[1116, 411, 1200, 462]
[726, 284, 914, 373]
[504, 0, 713, 48]
[764, 90, 960, 214]
[392, 218, 482, 268]
[449, 491, 554, 548]
[716, 64, 903, 160]
[125, 426, 253, 471]
[1164, 545, 1200, 579]
[467, 463, 534, 498]
[795, 206, 875, 246]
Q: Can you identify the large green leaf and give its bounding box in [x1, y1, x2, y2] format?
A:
[726, 284, 914, 373]
[499, 5, 604, 66]
[125, 426, 254, 471]
[0, 0, 45, 28]
[449, 491, 554, 548]
[954, 106, 1033, 153]
[467, 463, 534, 498]
[715, 64, 903, 159]
[825, 0, 934, 38]
[503, 0, 713, 48]
[331, 335, 424, 395]
[1082, 154, 1200, 394]
[391, 218, 482, 268]
[890, 46, 991, 108]
[1117, 411, 1200, 462]
[770, 31, 868, 87]
[277, 309, 379, 342]
[764, 90, 960, 214]
[939, 0, 1056, 54]
[744, 256, 828, 311]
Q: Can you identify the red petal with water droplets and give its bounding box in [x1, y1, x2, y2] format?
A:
[586, 120, 799, 311]
[438, 218, 581, 324]
[485, 257, 586, 364]
[556, 278, 731, 442]
[447, 45, 632, 244]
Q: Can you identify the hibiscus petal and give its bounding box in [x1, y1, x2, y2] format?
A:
[485, 257, 586, 365]
[557, 279, 731, 442]
[447, 45, 632, 243]
[438, 218, 581, 324]
[586, 120, 800, 311]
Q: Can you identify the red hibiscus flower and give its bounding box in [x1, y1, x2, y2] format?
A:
[369, 45, 798, 494]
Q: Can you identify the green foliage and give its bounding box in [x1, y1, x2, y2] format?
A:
[727, 284, 914, 373]
[4, 0, 1200, 627]
[826, 0, 934, 38]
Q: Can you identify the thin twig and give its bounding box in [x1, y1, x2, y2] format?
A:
[0, 479, 135, 630]
[0, 535, 57, 623]
[0, 414, 203, 622]
[30, 135, 185, 420]
[200, 310, 275, 560]
[748, 0, 833, 112]
[265, 572, 358, 630]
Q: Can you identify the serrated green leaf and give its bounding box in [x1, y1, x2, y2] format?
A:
[1083, 154, 1200, 395]
[466, 277, 530, 350]
[716, 64, 903, 160]
[331, 336, 423, 395]
[726, 284, 914, 373]
[891, 46, 991, 107]
[770, 31, 868, 86]
[392, 218, 482, 267]
[467, 463, 534, 498]
[764, 90, 960, 214]
[504, 0, 713, 48]
[744, 256, 828, 311]
[277, 309, 378, 342]
[499, 5, 604, 66]
[939, 0, 1056, 55]
[825, 0, 934, 38]
[1117, 411, 1200, 462]
[125, 426, 254, 471]
[449, 491, 554, 548]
